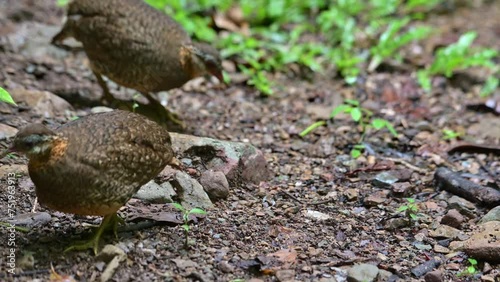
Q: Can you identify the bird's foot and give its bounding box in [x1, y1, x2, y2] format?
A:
[64, 213, 123, 255]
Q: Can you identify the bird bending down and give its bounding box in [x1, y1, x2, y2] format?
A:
[51, 0, 223, 131]
[0, 110, 177, 254]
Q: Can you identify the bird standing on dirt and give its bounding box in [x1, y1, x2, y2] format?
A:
[51, 0, 223, 130]
[0, 110, 176, 254]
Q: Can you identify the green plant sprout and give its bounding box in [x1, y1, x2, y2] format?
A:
[0, 87, 17, 106]
[458, 258, 479, 277]
[132, 93, 141, 113]
[56, 0, 69, 6]
[418, 31, 498, 94]
[442, 129, 462, 140]
[172, 203, 207, 248]
[398, 198, 419, 223]
[300, 99, 397, 158]
[369, 17, 431, 71]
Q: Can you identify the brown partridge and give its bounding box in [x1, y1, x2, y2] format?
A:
[1, 110, 176, 254]
[51, 0, 223, 130]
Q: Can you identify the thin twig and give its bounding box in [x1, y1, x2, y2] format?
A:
[381, 157, 428, 174]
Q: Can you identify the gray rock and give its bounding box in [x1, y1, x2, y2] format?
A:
[372, 171, 399, 188]
[478, 206, 500, 224]
[463, 221, 500, 262]
[91, 106, 114, 114]
[9, 89, 73, 118]
[275, 269, 295, 282]
[134, 181, 176, 204]
[4, 22, 61, 57]
[376, 269, 393, 282]
[448, 196, 477, 218]
[440, 209, 465, 228]
[0, 123, 18, 140]
[424, 270, 443, 282]
[3, 212, 51, 227]
[429, 225, 464, 240]
[200, 170, 230, 201]
[347, 263, 379, 282]
[171, 171, 213, 209]
[303, 210, 331, 221]
[170, 133, 272, 185]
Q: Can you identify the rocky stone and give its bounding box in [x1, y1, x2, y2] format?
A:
[170, 133, 272, 185]
[171, 171, 213, 209]
[9, 89, 73, 118]
[134, 181, 176, 204]
[376, 269, 393, 281]
[372, 171, 399, 188]
[429, 224, 463, 240]
[478, 206, 500, 224]
[303, 210, 331, 221]
[448, 196, 476, 218]
[0, 164, 28, 177]
[275, 269, 295, 282]
[424, 270, 443, 282]
[0, 123, 18, 140]
[3, 212, 51, 227]
[347, 263, 379, 282]
[218, 261, 234, 273]
[463, 221, 500, 262]
[199, 170, 230, 201]
[364, 190, 390, 206]
[440, 209, 465, 228]
[97, 245, 127, 282]
[17, 253, 35, 270]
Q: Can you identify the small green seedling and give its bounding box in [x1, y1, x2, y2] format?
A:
[458, 258, 479, 277]
[0, 87, 17, 106]
[132, 93, 141, 112]
[56, 0, 69, 6]
[418, 31, 498, 93]
[172, 203, 206, 248]
[442, 129, 462, 140]
[300, 99, 397, 158]
[398, 198, 419, 223]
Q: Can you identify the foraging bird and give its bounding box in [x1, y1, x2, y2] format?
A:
[0, 110, 176, 254]
[51, 0, 223, 130]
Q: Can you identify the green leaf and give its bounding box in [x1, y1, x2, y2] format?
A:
[344, 99, 360, 106]
[406, 198, 416, 204]
[0, 87, 17, 106]
[417, 70, 431, 92]
[189, 208, 207, 215]
[172, 203, 184, 211]
[330, 104, 351, 118]
[480, 76, 498, 97]
[351, 148, 361, 158]
[468, 258, 477, 265]
[371, 118, 387, 130]
[299, 120, 327, 137]
[351, 107, 362, 121]
[398, 206, 409, 212]
[182, 224, 190, 232]
[410, 213, 418, 220]
[56, 0, 69, 7]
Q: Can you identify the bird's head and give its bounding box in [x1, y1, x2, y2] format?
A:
[180, 42, 224, 83]
[1, 124, 58, 159]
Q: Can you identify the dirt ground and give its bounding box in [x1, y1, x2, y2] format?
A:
[0, 0, 499, 281]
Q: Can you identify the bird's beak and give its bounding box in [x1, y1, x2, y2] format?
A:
[209, 69, 226, 86]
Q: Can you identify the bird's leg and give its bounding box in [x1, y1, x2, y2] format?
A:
[92, 70, 116, 106]
[64, 213, 123, 255]
[141, 92, 185, 130]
